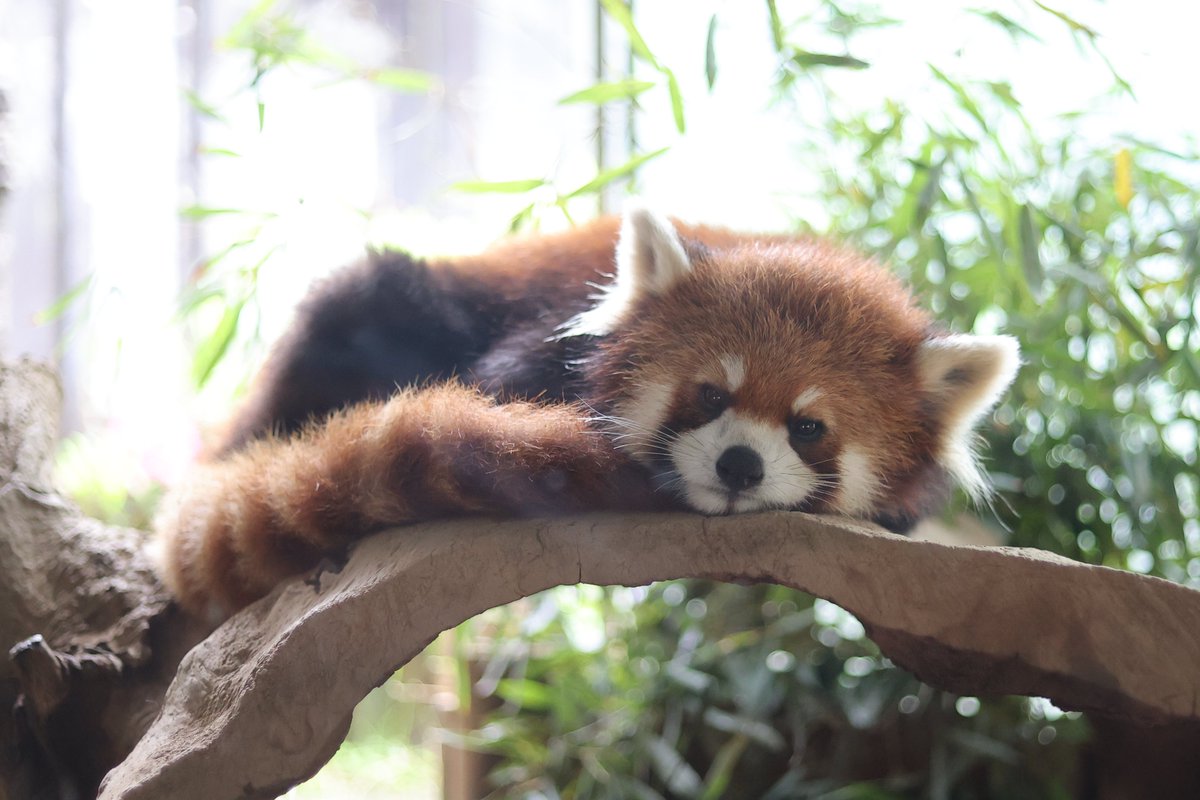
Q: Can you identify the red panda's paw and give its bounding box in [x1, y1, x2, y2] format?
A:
[437, 399, 659, 516]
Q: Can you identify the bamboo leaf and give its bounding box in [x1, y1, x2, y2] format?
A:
[555, 197, 576, 226]
[702, 707, 786, 750]
[509, 202, 536, 233]
[450, 178, 545, 194]
[665, 660, 714, 693]
[558, 79, 656, 106]
[705, 15, 718, 90]
[495, 678, 555, 711]
[1096, 47, 1135, 97]
[192, 298, 245, 388]
[1031, 1, 1098, 39]
[1018, 203, 1046, 298]
[985, 81, 1021, 109]
[959, 169, 1006, 261]
[765, 0, 785, 52]
[929, 65, 988, 130]
[34, 274, 94, 325]
[184, 238, 259, 288]
[914, 159, 945, 231]
[365, 67, 434, 93]
[599, 0, 659, 67]
[664, 68, 686, 133]
[699, 734, 749, 800]
[789, 49, 870, 70]
[182, 89, 226, 123]
[968, 9, 1042, 42]
[223, 0, 279, 46]
[197, 146, 242, 158]
[180, 205, 246, 219]
[640, 733, 703, 797]
[566, 146, 669, 198]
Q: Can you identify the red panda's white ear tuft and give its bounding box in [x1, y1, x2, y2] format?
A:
[556, 203, 691, 338]
[614, 204, 692, 296]
[918, 334, 1021, 500]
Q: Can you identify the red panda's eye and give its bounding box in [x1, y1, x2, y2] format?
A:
[789, 417, 825, 442]
[699, 383, 729, 416]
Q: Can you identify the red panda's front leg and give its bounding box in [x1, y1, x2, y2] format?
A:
[156, 383, 663, 618]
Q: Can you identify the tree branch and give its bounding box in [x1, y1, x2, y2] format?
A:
[100, 509, 1200, 799]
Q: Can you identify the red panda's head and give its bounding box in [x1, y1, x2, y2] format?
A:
[568, 205, 1020, 526]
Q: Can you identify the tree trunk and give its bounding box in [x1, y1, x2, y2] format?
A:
[0, 359, 1198, 798]
[0, 360, 211, 798]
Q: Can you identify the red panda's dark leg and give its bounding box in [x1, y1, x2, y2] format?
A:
[158, 383, 665, 616]
[215, 252, 501, 455]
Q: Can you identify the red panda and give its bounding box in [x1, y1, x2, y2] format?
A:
[156, 205, 1020, 619]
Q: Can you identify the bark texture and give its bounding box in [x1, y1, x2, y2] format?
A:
[101, 512, 1200, 799]
[0, 361, 207, 798]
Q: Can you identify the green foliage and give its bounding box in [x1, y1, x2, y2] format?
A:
[806, 64, 1199, 583]
[597, 0, 686, 133]
[465, 585, 1087, 798]
[222, 0, 434, 103]
[456, 0, 682, 229]
[33, 274, 95, 326]
[56, 434, 164, 530]
[455, 148, 670, 232]
[285, 666, 441, 799]
[559, 79, 658, 106]
[179, 0, 434, 393]
[462, 2, 1198, 797]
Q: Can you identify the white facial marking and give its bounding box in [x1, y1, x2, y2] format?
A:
[792, 387, 824, 413]
[609, 379, 675, 461]
[834, 446, 880, 516]
[719, 354, 746, 392]
[670, 410, 821, 514]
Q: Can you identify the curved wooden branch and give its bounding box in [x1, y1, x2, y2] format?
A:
[100, 511, 1200, 799]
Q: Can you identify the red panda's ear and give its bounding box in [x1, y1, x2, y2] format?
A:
[614, 204, 692, 296]
[557, 204, 691, 337]
[917, 334, 1021, 499]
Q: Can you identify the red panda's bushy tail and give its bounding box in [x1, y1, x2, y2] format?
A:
[156, 383, 657, 618]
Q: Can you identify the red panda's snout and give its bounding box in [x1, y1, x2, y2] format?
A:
[601, 359, 883, 518]
[664, 403, 843, 515]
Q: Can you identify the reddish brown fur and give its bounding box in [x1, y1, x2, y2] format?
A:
[160, 383, 670, 615]
[584, 239, 943, 517]
[161, 216, 960, 617]
[214, 218, 799, 454]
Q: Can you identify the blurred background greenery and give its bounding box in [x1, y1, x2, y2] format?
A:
[19, 0, 1199, 796]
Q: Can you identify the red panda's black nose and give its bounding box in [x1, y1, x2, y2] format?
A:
[715, 446, 764, 491]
